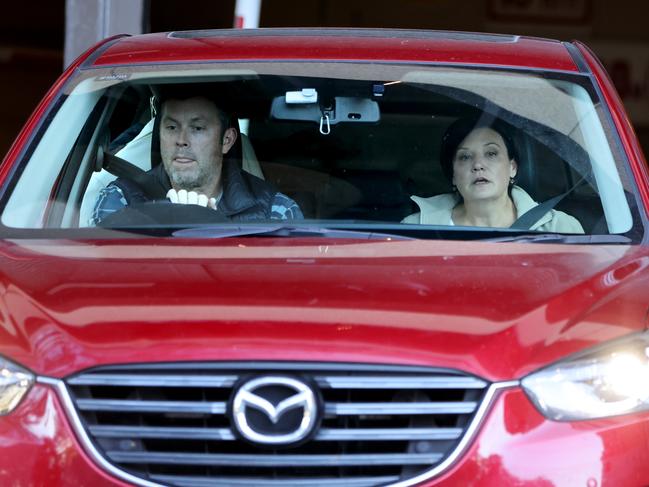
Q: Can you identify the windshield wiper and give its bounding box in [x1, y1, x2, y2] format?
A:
[172, 224, 414, 240]
[483, 233, 632, 244]
[173, 225, 632, 244]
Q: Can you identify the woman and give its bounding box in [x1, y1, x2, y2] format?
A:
[402, 116, 584, 233]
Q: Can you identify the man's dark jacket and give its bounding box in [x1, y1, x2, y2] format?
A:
[111, 159, 277, 221]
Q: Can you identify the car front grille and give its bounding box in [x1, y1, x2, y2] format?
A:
[65, 363, 490, 487]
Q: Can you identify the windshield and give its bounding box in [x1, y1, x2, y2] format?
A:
[1, 61, 642, 241]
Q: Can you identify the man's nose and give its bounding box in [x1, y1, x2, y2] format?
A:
[175, 128, 189, 146]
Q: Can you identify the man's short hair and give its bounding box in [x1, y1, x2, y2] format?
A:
[154, 85, 231, 129]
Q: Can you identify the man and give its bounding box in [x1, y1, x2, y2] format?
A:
[92, 91, 302, 225]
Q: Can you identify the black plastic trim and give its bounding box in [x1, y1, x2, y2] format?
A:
[168, 28, 519, 43]
[562, 41, 590, 74]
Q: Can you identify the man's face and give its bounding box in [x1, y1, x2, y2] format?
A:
[159, 97, 234, 195]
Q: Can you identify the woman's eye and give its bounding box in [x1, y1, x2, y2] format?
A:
[192, 126, 205, 132]
[486, 150, 498, 158]
[165, 125, 176, 131]
[457, 153, 471, 162]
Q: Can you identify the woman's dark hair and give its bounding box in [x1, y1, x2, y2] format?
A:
[439, 115, 519, 183]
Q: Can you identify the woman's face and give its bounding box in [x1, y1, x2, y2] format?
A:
[451, 127, 518, 204]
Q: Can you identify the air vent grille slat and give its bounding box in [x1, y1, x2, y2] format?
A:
[66, 362, 490, 486]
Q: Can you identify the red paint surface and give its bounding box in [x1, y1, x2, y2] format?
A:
[0, 384, 130, 486]
[90, 30, 578, 72]
[0, 238, 646, 381]
[424, 389, 649, 486]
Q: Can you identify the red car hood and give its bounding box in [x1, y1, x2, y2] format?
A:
[0, 237, 647, 381]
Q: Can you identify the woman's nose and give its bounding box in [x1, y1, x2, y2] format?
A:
[471, 157, 485, 171]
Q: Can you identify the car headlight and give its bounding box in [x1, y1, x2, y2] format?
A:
[0, 356, 34, 415]
[521, 332, 649, 421]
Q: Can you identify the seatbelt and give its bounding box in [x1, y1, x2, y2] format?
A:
[101, 151, 146, 180]
[510, 193, 567, 230]
[101, 151, 169, 200]
[510, 176, 586, 230]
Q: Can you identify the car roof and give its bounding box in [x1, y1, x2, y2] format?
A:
[89, 28, 580, 73]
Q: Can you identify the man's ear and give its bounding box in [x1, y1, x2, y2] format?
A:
[222, 127, 238, 154]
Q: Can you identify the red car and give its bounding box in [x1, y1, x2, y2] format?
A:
[1, 28, 648, 486]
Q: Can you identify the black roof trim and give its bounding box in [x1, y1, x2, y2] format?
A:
[562, 41, 590, 74]
[168, 28, 519, 43]
[81, 34, 130, 69]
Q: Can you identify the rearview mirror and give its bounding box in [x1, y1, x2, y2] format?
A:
[271, 94, 380, 125]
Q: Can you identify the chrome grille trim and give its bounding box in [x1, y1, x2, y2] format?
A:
[326, 401, 477, 415]
[317, 427, 463, 441]
[67, 373, 486, 390]
[316, 376, 488, 389]
[89, 425, 462, 441]
[90, 425, 236, 440]
[39, 365, 520, 487]
[67, 374, 238, 388]
[77, 398, 474, 416]
[150, 473, 399, 487]
[76, 398, 227, 414]
[107, 451, 444, 467]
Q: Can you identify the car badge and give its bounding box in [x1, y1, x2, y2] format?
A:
[230, 376, 319, 446]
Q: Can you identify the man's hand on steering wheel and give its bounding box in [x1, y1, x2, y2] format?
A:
[166, 189, 218, 209]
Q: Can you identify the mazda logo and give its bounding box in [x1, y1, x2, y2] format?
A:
[230, 376, 320, 446]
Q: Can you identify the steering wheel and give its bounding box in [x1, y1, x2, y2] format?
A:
[98, 201, 228, 227]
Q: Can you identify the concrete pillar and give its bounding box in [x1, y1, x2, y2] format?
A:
[64, 0, 147, 68]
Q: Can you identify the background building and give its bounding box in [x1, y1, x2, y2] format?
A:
[3, 0, 649, 157]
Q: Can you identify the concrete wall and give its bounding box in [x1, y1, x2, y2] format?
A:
[64, 0, 147, 67]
